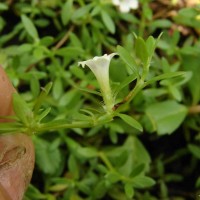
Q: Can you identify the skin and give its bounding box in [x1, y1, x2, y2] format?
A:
[0, 66, 35, 200]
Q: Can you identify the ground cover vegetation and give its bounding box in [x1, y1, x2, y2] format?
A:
[0, 0, 200, 199]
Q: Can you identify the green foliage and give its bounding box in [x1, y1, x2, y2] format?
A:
[33, 136, 62, 175]
[117, 113, 143, 132]
[0, 0, 200, 199]
[145, 100, 188, 135]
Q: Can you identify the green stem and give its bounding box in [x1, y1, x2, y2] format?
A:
[141, 59, 151, 81]
[124, 79, 145, 104]
[138, 5, 146, 37]
[98, 152, 135, 184]
[98, 152, 115, 171]
[38, 121, 93, 133]
[117, 61, 150, 110]
[36, 113, 113, 134]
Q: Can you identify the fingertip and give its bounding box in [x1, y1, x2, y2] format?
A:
[0, 183, 12, 200]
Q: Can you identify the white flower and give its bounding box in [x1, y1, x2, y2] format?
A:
[112, 0, 139, 13]
[78, 53, 117, 113]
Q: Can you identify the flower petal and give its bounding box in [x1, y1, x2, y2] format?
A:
[112, 0, 120, 5]
[78, 53, 117, 113]
[112, 0, 139, 13]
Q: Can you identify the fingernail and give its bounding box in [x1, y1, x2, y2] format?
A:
[0, 146, 26, 170]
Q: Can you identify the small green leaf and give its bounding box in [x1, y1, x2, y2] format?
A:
[188, 144, 200, 159]
[118, 113, 143, 132]
[37, 107, 51, 122]
[0, 3, 8, 11]
[146, 100, 188, 135]
[12, 93, 32, 125]
[25, 184, 46, 199]
[55, 47, 84, 58]
[73, 85, 101, 96]
[182, 55, 200, 104]
[106, 172, 121, 183]
[195, 177, 200, 187]
[61, 0, 73, 25]
[21, 15, 39, 41]
[117, 45, 139, 77]
[18, 43, 33, 53]
[77, 147, 98, 158]
[160, 71, 192, 86]
[78, 182, 91, 194]
[33, 46, 44, 59]
[132, 176, 155, 188]
[130, 163, 146, 177]
[71, 4, 92, 21]
[124, 183, 134, 198]
[135, 37, 148, 64]
[68, 155, 79, 179]
[151, 19, 172, 29]
[101, 10, 115, 34]
[145, 71, 188, 86]
[33, 136, 62, 175]
[52, 78, 63, 100]
[49, 184, 68, 192]
[146, 36, 156, 58]
[40, 36, 54, 46]
[33, 82, 53, 114]
[30, 76, 40, 98]
[0, 122, 22, 135]
[92, 180, 107, 199]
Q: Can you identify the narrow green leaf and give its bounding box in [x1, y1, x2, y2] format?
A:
[182, 55, 200, 104]
[77, 147, 98, 158]
[151, 19, 172, 29]
[146, 36, 156, 58]
[130, 163, 146, 177]
[117, 45, 139, 77]
[101, 10, 115, 34]
[40, 36, 54, 46]
[52, 78, 63, 100]
[145, 71, 188, 86]
[12, 93, 32, 125]
[33, 82, 53, 113]
[195, 177, 200, 188]
[118, 113, 143, 132]
[71, 4, 92, 20]
[74, 85, 101, 96]
[25, 184, 46, 199]
[160, 71, 192, 86]
[188, 144, 200, 159]
[106, 172, 121, 183]
[30, 76, 40, 98]
[92, 180, 107, 198]
[0, 122, 22, 135]
[135, 37, 148, 64]
[37, 107, 51, 122]
[21, 15, 39, 41]
[33, 136, 62, 175]
[18, 43, 33, 53]
[124, 183, 134, 199]
[68, 155, 79, 179]
[132, 176, 155, 188]
[61, 0, 73, 25]
[55, 47, 84, 58]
